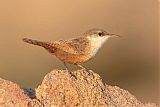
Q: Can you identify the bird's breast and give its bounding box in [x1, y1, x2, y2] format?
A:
[87, 37, 108, 57]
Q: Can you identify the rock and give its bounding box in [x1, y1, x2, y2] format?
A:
[23, 88, 36, 99]
[0, 69, 158, 107]
[36, 69, 107, 107]
[0, 78, 41, 107]
[36, 69, 158, 107]
[105, 85, 158, 107]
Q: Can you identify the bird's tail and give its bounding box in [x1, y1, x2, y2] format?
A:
[22, 38, 56, 53]
[22, 38, 48, 47]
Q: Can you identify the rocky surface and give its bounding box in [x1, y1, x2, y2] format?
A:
[0, 69, 158, 107]
[0, 78, 41, 107]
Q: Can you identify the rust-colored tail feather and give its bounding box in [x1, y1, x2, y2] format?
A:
[22, 38, 47, 46]
[22, 38, 56, 53]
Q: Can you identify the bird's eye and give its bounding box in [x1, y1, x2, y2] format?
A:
[98, 32, 102, 36]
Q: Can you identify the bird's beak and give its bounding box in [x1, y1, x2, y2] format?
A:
[108, 34, 121, 37]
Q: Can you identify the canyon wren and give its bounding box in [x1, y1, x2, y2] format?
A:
[23, 28, 119, 76]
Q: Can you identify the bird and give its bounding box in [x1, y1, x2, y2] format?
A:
[22, 28, 120, 76]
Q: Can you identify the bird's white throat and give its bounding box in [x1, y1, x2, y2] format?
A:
[87, 36, 109, 56]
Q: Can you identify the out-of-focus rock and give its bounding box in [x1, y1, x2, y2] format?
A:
[23, 88, 36, 99]
[105, 85, 158, 107]
[0, 69, 158, 107]
[0, 78, 41, 107]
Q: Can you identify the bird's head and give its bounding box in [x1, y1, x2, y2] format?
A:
[84, 28, 120, 46]
[84, 28, 120, 38]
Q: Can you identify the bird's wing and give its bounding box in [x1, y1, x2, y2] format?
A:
[52, 37, 89, 55]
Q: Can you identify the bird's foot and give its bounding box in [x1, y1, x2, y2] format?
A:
[76, 64, 86, 70]
[68, 70, 77, 80]
[63, 62, 77, 79]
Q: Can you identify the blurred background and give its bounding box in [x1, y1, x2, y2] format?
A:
[0, 0, 159, 103]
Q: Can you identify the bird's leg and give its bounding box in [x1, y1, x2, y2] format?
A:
[63, 62, 76, 79]
[76, 64, 86, 70]
[63, 62, 69, 70]
[75, 64, 91, 75]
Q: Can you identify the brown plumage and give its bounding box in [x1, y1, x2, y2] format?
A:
[23, 28, 118, 75]
[22, 37, 91, 64]
[23, 38, 57, 53]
